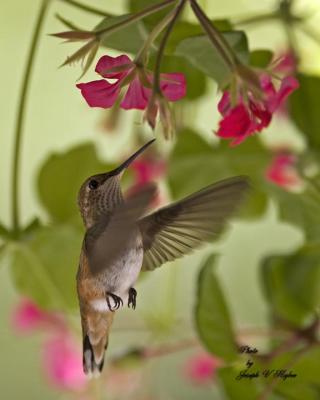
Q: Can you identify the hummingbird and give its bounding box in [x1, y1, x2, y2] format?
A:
[76, 138, 249, 377]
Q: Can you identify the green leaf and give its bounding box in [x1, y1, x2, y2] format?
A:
[261, 243, 320, 326]
[175, 31, 249, 86]
[270, 185, 320, 241]
[249, 49, 273, 68]
[96, 14, 148, 54]
[165, 20, 232, 55]
[289, 74, 320, 149]
[0, 223, 9, 238]
[195, 254, 238, 361]
[128, 0, 233, 47]
[218, 366, 260, 400]
[9, 225, 82, 311]
[37, 143, 113, 224]
[150, 54, 207, 100]
[168, 129, 270, 219]
[276, 383, 320, 400]
[239, 189, 268, 220]
[0, 243, 8, 267]
[258, 348, 320, 399]
[127, 0, 173, 31]
[22, 218, 42, 236]
[291, 347, 320, 385]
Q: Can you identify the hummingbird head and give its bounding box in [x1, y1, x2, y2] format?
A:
[78, 139, 156, 228]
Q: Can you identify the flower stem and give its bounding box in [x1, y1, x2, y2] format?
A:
[190, 0, 238, 71]
[95, 0, 177, 38]
[59, 0, 111, 17]
[233, 11, 279, 27]
[11, 0, 50, 236]
[134, 7, 176, 65]
[153, 0, 187, 93]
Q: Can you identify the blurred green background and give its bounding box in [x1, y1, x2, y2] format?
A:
[1, 0, 320, 399]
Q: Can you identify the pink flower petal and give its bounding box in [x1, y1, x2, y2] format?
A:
[95, 54, 132, 79]
[184, 352, 221, 385]
[43, 334, 86, 391]
[216, 104, 254, 146]
[160, 73, 186, 101]
[77, 80, 120, 108]
[249, 101, 272, 130]
[260, 74, 277, 100]
[267, 76, 299, 113]
[274, 50, 297, 74]
[120, 76, 150, 110]
[216, 71, 298, 146]
[266, 152, 301, 189]
[11, 298, 64, 333]
[218, 91, 231, 115]
[131, 159, 166, 185]
[126, 158, 167, 207]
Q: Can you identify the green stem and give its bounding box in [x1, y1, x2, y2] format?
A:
[55, 13, 85, 30]
[59, 0, 111, 17]
[283, 22, 299, 58]
[11, 0, 50, 236]
[95, 0, 177, 38]
[134, 8, 176, 65]
[233, 11, 279, 26]
[190, 0, 238, 70]
[153, 0, 187, 93]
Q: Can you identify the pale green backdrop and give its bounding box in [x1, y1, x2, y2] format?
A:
[1, 0, 319, 398]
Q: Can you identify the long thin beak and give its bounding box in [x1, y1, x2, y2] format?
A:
[110, 139, 156, 176]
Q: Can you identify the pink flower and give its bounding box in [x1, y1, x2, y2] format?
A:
[127, 156, 166, 207]
[12, 298, 86, 392]
[273, 50, 297, 75]
[77, 54, 186, 111]
[11, 298, 65, 333]
[266, 151, 302, 189]
[43, 333, 86, 391]
[184, 352, 221, 385]
[131, 158, 166, 186]
[216, 75, 299, 146]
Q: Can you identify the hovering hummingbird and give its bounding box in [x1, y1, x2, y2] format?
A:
[76, 139, 249, 376]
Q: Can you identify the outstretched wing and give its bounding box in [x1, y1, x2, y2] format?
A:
[85, 183, 157, 275]
[138, 176, 250, 271]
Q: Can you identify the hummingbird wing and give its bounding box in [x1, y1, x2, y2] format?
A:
[138, 176, 250, 271]
[84, 183, 157, 275]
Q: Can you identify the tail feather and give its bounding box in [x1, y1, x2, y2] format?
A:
[83, 334, 106, 375]
[82, 311, 114, 376]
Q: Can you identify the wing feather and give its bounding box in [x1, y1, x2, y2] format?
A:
[138, 176, 250, 271]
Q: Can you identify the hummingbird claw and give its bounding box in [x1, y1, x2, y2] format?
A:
[106, 292, 123, 311]
[128, 288, 137, 310]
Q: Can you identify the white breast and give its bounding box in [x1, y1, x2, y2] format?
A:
[90, 298, 110, 313]
[90, 236, 144, 312]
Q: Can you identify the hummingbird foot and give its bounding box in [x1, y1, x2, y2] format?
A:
[106, 292, 123, 311]
[128, 288, 137, 310]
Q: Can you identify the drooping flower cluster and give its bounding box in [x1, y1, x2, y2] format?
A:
[127, 150, 167, 207]
[77, 54, 186, 111]
[184, 352, 221, 385]
[12, 298, 86, 392]
[216, 74, 299, 146]
[265, 150, 302, 190]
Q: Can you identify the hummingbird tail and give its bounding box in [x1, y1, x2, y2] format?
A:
[82, 311, 114, 377]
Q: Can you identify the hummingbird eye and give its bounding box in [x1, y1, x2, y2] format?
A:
[88, 179, 99, 190]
